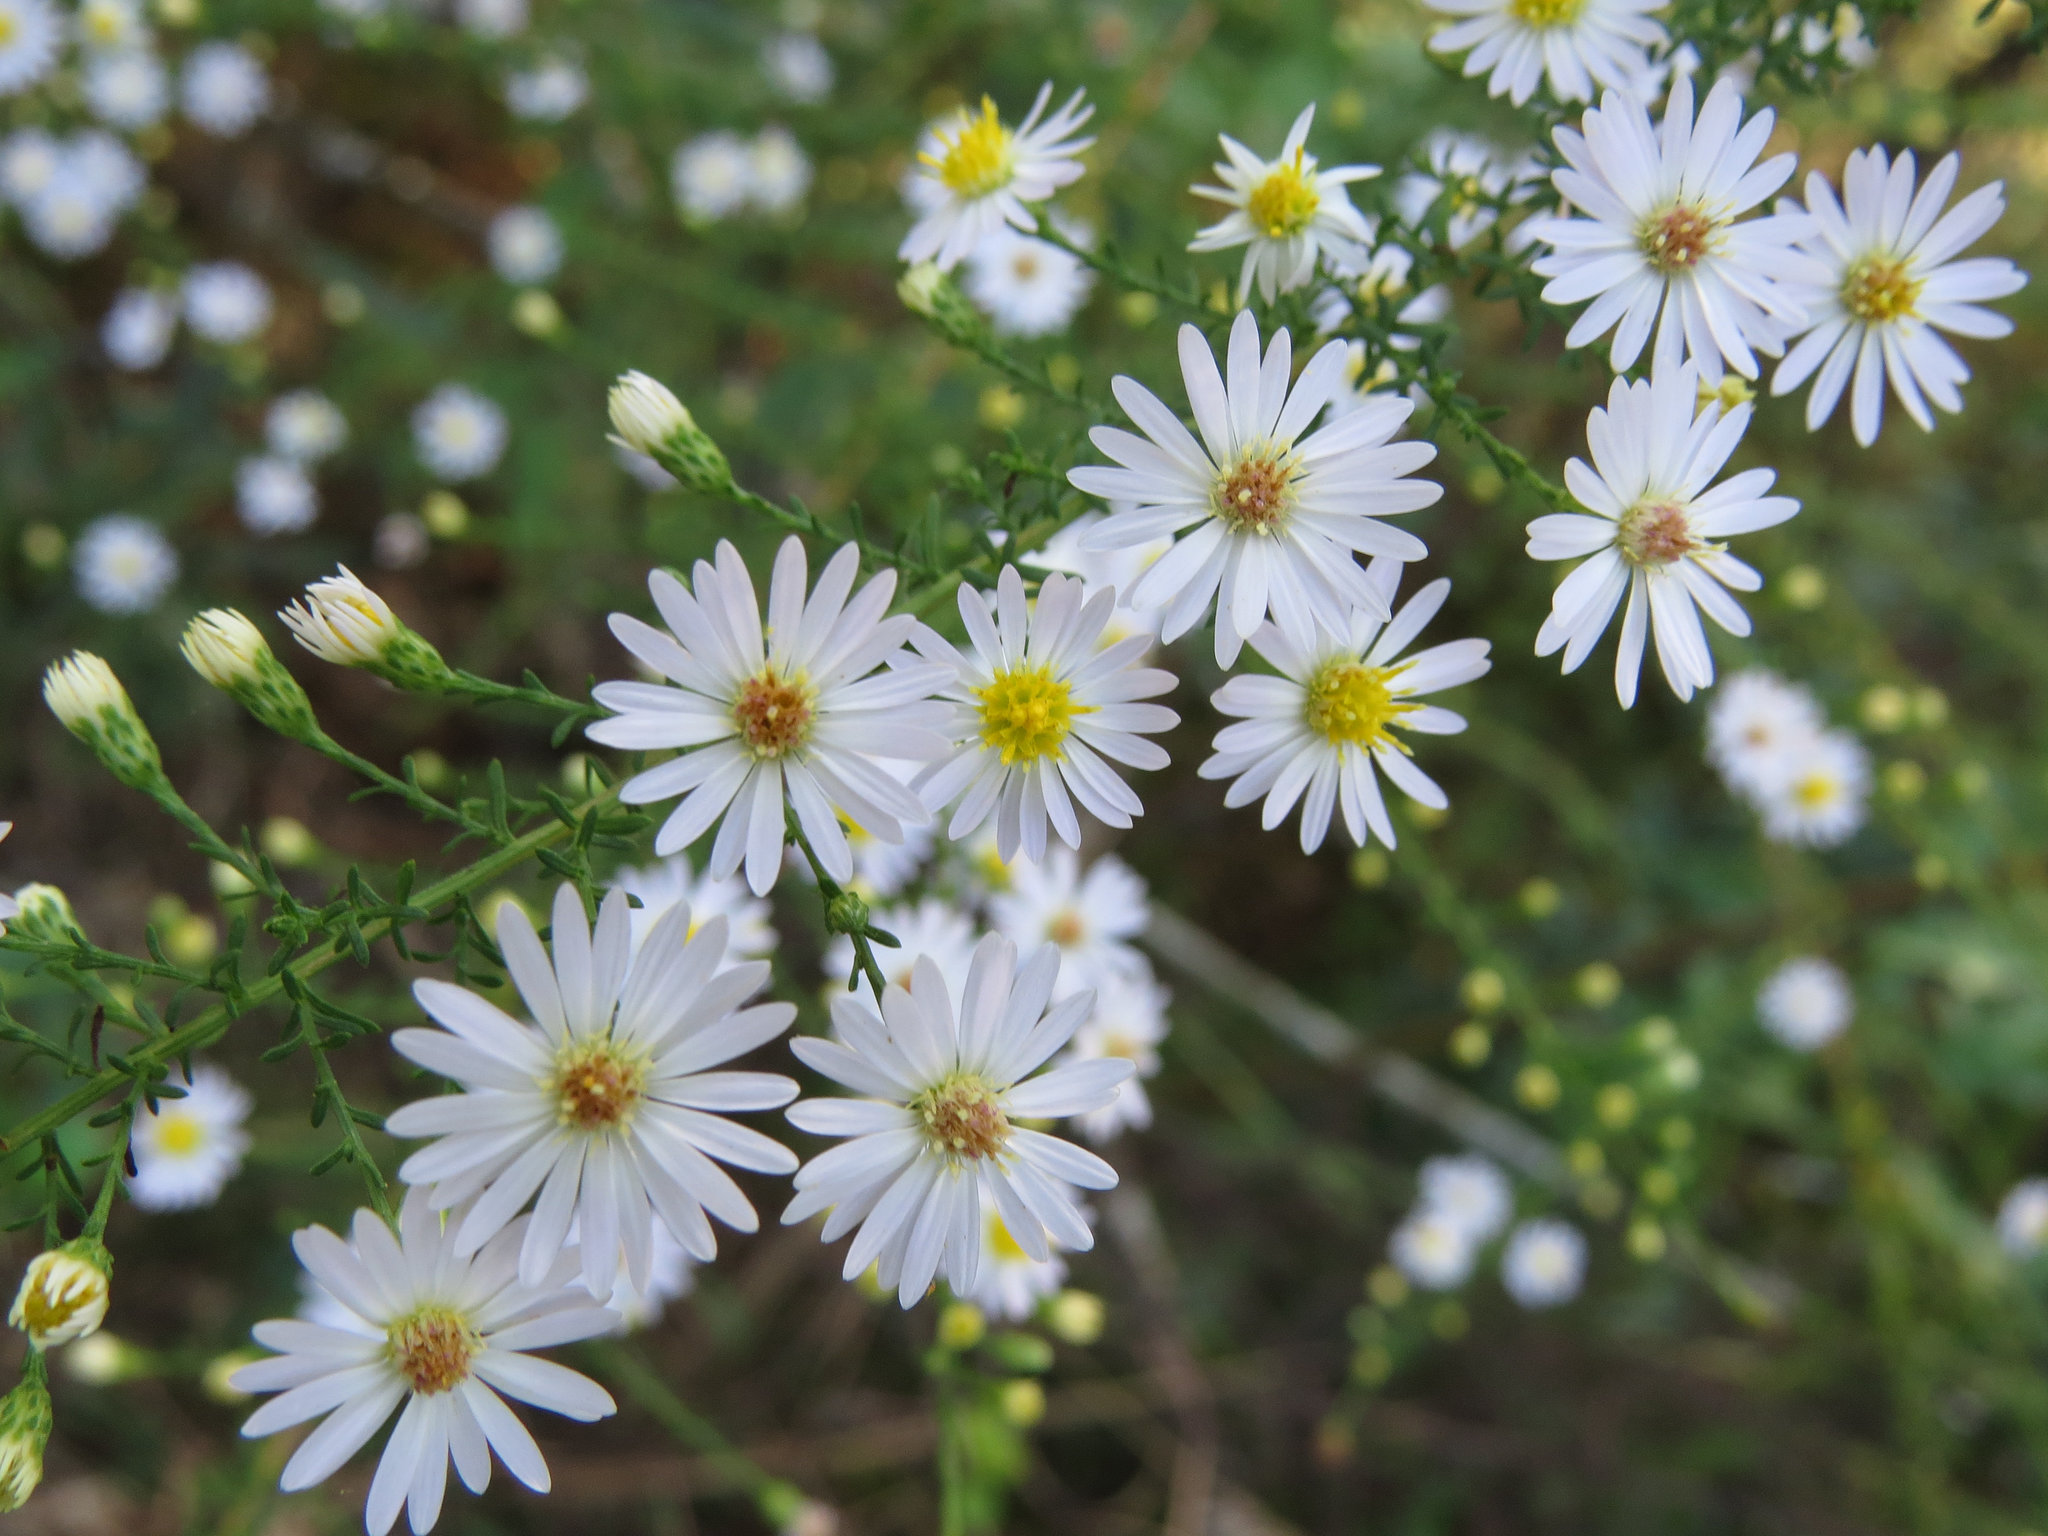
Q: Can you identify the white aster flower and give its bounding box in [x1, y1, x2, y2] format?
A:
[749, 125, 811, 216]
[963, 223, 1095, 337]
[504, 55, 586, 120]
[0, 0, 59, 94]
[130, 1063, 251, 1210]
[576, 1218, 695, 1332]
[82, 48, 166, 127]
[1528, 364, 1798, 707]
[232, 1191, 619, 1536]
[1756, 955, 1852, 1050]
[1706, 668, 1823, 800]
[1070, 309, 1442, 664]
[841, 783, 934, 898]
[180, 41, 269, 136]
[672, 130, 753, 224]
[968, 1204, 1067, 1321]
[1392, 130, 1541, 250]
[762, 31, 831, 102]
[610, 853, 777, 962]
[486, 205, 562, 284]
[266, 389, 348, 462]
[1188, 104, 1377, 304]
[1203, 559, 1489, 852]
[589, 537, 950, 896]
[73, 0, 141, 51]
[782, 933, 1131, 1308]
[1525, 78, 1819, 381]
[1501, 1217, 1587, 1307]
[986, 845, 1149, 997]
[909, 565, 1179, 865]
[1418, 1153, 1513, 1242]
[66, 129, 144, 210]
[412, 384, 507, 481]
[823, 897, 976, 998]
[1757, 729, 1868, 846]
[455, 0, 524, 38]
[183, 261, 273, 344]
[1066, 968, 1169, 1144]
[1310, 233, 1454, 360]
[0, 126, 58, 204]
[1996, 1179, 2048, 1259]
[387, 884, 801, 1296]
[235, 455, 318, 536]
[1390, 1208, 1476, 1290]
[900, 82, 1093, 271]
[101, 286, 177, 370]
[1423, 0, 1665, 105]
[22, 145, 126, 258]
[74, 513, 177, 613]
[1771, 146, 2027, 445]
[1020, 511, 1168, 646]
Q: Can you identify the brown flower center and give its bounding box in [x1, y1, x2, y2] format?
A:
[1212, 450, 1296, 533]
[733, 668, 815, 758]
[916, 1075, 1010, 1160]
[1617, 500, 1697, 568]
[1638, 204, 1720, 274]
[388, 1307, 481, 1396]
[552, 1039, 648, 1131]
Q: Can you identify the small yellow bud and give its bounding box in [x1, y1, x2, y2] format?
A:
[1780, 565, 1827, 609]
[1859, 684, 1908, 732]
[1460, 968, 1506, 1014]
[1366, 1265, 1410, 1308]
[10, 1243, 111, 1349]
[998, 1378, 1046, 1427]
[1626, 1219, 1667, 1262]
[1594, 1083, 1638, 1129]
[1448, 1023, 1491, 1067]
[1514, 1063, 1560, 1111]
[1575, 962, 1622, 1008]
[936, 1300, 985, 1351]
[1517, 877, 1561, 919]
[1045, 1290, 1104, 1346]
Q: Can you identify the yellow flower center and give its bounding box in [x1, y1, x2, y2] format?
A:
[1638, 204, 1720, 273]
[1617, 499, 1698, 568]
[1305, 660, 1416, 749]
[1246, 151, 1321, 240]
[1211, 448, 1297, 533]
[1510, 0, 1587, 24]
[551, 1038, 648, 1132]
[1793, 772, 1842, 810]
[927, 98, 1016, 199]
[0, 13, 16, 43]
[387, 1306, 481, 1396]
[1046, 909, 1086, 947]
[154, 1114, 204, 1156]
[916, 1074, 1010, 1159]
[83, 3, 121, 41]
[732, 667, 815, 759]
[1010, 250, 1041, 281]
[974, 663, 1088, 764]
[1842, 254, 1922, 324]
[988, 1216, 1031, 1262]
[17, 1259, 102, 1338]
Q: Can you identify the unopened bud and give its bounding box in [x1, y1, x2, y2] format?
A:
[896, 262, 989, 350]
[10, 1238, 112, 1350]
[1045, 1289, 1104, 1345]
[280, 568, 453, 693]
[825, 889, 872, 937]
[936, 1299, 986, 1351]
[181, 609, 318, 740]
[0, 1354, 51, 1513]
[7, 885, 78, 945]
[42, 653, 163, 792]
[607, 371, 731, 494]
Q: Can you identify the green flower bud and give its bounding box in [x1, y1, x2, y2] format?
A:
[279, 568, 456, 694]
[42, 653, 164, 793]
[0, 1353, 52, 1513]
[181, 608, 319, 740]
[607, 371, 731, 495]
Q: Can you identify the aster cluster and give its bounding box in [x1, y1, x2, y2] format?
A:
[1386, 1154, 1587, 1309]
[1706, 670, 1871, 846]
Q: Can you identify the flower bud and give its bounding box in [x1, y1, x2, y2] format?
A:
[896, 262, 989, 351]
[181, 609, 319, 740]
[1045, 1289, 1104, 1346]
[6, 885, 78, 945]
[42, 653, 164, 792]
[606, 371, 731, 495]
[279, 568, 454, 694]
[936, 1299, 986, 1351]
[0, 1354, 51, 1513]
[9, 1238, 112, 1350]
[897, 261, 945, 317]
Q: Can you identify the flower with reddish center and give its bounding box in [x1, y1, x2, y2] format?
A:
[917, 1075, 1011, 1159]
[1616, 500, 1699, 567]
[387, 1308, 480, 1395]
[731, 668, 814, 758]
[552, 1039, 647, 1130]
[1638, 204, 1720, 274]
[1212, 451, 1295, 532]
[1189, 104, 1377, 304]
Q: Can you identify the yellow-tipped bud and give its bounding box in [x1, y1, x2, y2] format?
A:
[42, 653, 162, 792]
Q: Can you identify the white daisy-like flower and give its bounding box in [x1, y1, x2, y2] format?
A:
[235, 455, 318, 537]
[504, 55, 587, 121]
[183, 261, 273, 344]
[610, 854, 776, 963]
[1756, 955, 1852, 1050]
[749, 126, 811, 216]
[73, 0, 141, 52]
[963, 223, 1095, 337]
[180, 41, 269, 136]
[967, 1204, 1067, 1321]
[1390, 1208, 1477, 1290]
[1524, 77, 1820, 381]
[231, 1190, 619, 1536]
[672, 130, 753, 224]
[1770, 147, 2027, 446]
[1020, 512, 1168, 646]
[823, 897, 976, 998]
[986, 845, 1149, 997]
[267, 389, 349, 462]
[1066, 968, 1169, 1144]
[376, 513, 431, 570]
[1417, 1153, 1513, 1241]
[486, 205, 562, 285]
[82, 47, 166, 127]
[1528, 363, 1798, 708]
[1203, 559, 1489, 853]
[1996, 1179, 2048, 1259]
[588, 537, 950, 897]
[0, 0, 59, 94]
[1309, 232, 1454, 359]
[1706, 669, 1823, 801]
[1069, 309, 1442, 664]
[1757, 729, 1868, 846]
[842, 785, 934, 898]
[412, 384, 507, 481]
[576, 1218, 695, 1333]
[455, 0, 524, 38]
[1501, 1218, 1587, 1307]
[900, 82, 1093, 271]
[909, 565, 1179, 865]
[1423, 0, 1665, 106]
[387, 884, 801, 1296]
[66, 128, 144, 210]
[23, 140, 132, 258]
[1392, 130, 1541, 251]
[762, 31, 831, 103]
[0, 126, 58, 204]
[129, 1063, 251, 1210]
[74, 513, 177, 613]
[782, 932, 1131, 1309]
[101, 286, 178, 370]
[1187, 104, 1377, 304]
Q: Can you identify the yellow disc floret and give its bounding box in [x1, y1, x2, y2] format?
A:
[974, 663, 1088, 764]
[387, 1306, 481, 1396]
[1305, 660, 1416, 750]
[928, 98, 1016, 200]
[1510, 0, 1588, 25]
[154, 1115, 205, 1156]
[1842, 254, 1922, 324]
[917, 1074, 1011, 1160]
[551, 1038, 649, 1132]
[1246, 150, 1321, 240]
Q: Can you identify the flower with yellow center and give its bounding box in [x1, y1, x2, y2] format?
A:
[611, 853, 778, 961]
[1204, 557, 1489, 853]
[0, 0, 58, 96]
[1759, 729, 1870, 847]
[1189, 104, 1377, 303]
[130, 1063, 251, 1211]
[911, 565, 1177, 865]
[901, 82, 1094, 271]
[926, 97, 1014, 199]
[968, 1204, 1070, 1320]
[1424, 0, 1665, 106]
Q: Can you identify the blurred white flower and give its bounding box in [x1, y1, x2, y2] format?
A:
[1067, 968, 1170, 1144]
[1501, 1218, 1587, 1307]
[0, 126, 58, 203]
[74, 514, 177, 613]
[762, 31, 832, 102]
[266, 390, 348, 462]
[1706, 669, 1824, 801]
[1310, 233, 1453, 357]
[673, 130, 753, 223]
[577, 1218, 696, 1332]
[74, 0, 142, 52]
[235, 455, 318, 536]
[373, 512, 431, 570]
[1390, 1208, 1476, 1290]
[968, 1204, 1068, 1321]
[130, 1064, 251, 1211]
[0, 0, 60, 94]
[1995, 1178, 2048, 1258]
[183, 261, 273, 344]
[1757, 730, 1869, 846]
[988, 846, 1149, 997]
[505, 54, 587, 120]
[180, 41, 269, 136]
[1392, 131, 1541, 251]
[22, 134, 143, 258]
[101, 286, 178, 370]
[749, 125, 811, 215]
[487, 205, 563, 284]
[610, 853, 778, 962]
[901, 83, 1093, 271]
[82, 48, 167, 128]
[963, 224, 1095, 337]
[1188, 104, 1377, 304]
[1417, 1153, 1512, 1242]
[412, 383, 508, 481]
[1757, 956, 1852, 1050]
[824, 896, 975, 997]
[456, 0, 525, 38]
[1020, 510, 1168, 646]
[1422, 0, 1664, 105]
